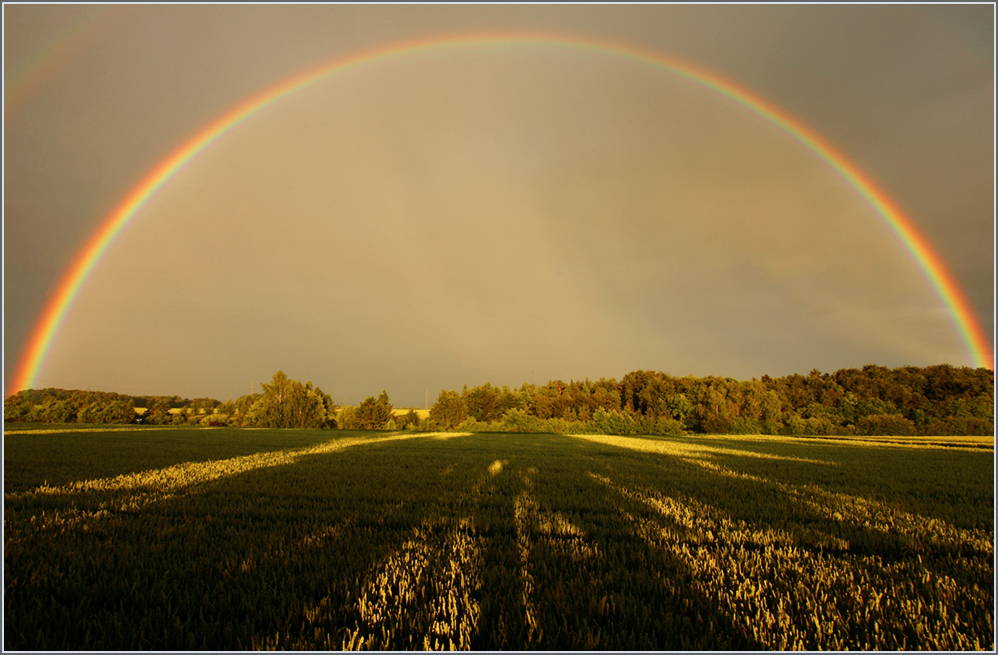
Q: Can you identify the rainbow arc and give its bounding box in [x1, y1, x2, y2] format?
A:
[7, 31, 993, 396]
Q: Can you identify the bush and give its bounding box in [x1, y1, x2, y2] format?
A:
[455, 416, 479, 432]
[727, 417, 760, 435]
[783, 413, 837, 436]
[632, 415, 685, 436]
[498, 409, 547, 433]
[701, 415, 733, 435]
[856, 414, 917, 436]
[922, 416, 993, 436]
[589, 408, 638, 435]
[395, 410, 421, 430]
[543, 417, 590, 435]
[336, 406, 358, 430]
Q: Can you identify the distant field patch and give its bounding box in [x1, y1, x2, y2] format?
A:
[392, 407, 431, 419]
[4, 429, 993, 650]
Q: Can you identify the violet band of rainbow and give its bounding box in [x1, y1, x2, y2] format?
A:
[8, 31, 992, 396]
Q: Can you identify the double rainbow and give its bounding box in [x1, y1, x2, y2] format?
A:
[8, 31, 993, 396]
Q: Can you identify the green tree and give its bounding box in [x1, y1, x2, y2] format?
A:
[430, 390, 466, 429]
[251, 371, 334, 428]
[41, 399, 77, 423]
[354, 391, 393, 430]
[462, 383, 503, 423]
[4, 393, 33, 422]
[145, 402, 172, 425]
[77, 399, 135, 424]
[257, 371, 294, 427]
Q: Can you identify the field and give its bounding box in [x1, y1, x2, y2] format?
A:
[4, 426, 994, 650]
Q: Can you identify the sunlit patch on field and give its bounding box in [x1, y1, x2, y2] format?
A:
[569, 432, 840, 465]
[334, 456, 509, 650]
[6, 426, 186, 435]
[427, 431, 475, 440]
[513, 470, 540, 645]
[341, 521, 483, 650]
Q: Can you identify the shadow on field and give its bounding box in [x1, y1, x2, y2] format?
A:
[4, 431, 993, 650]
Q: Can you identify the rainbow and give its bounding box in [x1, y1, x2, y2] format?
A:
[4, 7, 117, 117]
[8, 31, 993, 396]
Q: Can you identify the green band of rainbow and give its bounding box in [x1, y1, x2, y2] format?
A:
[8, 31, 992, 396]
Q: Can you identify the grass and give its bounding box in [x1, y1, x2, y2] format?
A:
[4, 427, 993, 650]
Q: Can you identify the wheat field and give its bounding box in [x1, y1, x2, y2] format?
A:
[4, 426, 993, 650]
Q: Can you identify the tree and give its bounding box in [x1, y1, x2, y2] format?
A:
[463, 383, 503, 423]
[77, 398, 135, 424]
[257, 371, 294, 427]
[430, 390, 466, 429]
[42, 399, 77, 423]
[4, 393, 33, 422]
[354, 391, 393, 430]
[145, 401, 172, 425]
[295, 381, 336, 429]
[251, 371, 334, 428]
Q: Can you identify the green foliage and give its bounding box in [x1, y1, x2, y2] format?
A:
[497, 408, 546, 433]
[5, 390, 136, 424]
[430, 390, 467, 429]
[923, 416, 994, 436]
[246, 372, 335, 429]
[394, 409, 422, 431]
[336, 405, 359, 430]
[725, 416, 760, 435]
[461, 382, 510, 423]
[352, 391, 393, 430]
[589, 407, 638, 435]
[41, 399, 77, 423]
[856, 414, 917, 437]
[4, 393, 32, 421]
[6, 364, 992, 437]
[143, 402, 172, 425]
[76, 399, 135, 424]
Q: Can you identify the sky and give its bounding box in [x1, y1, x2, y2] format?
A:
[3, 4, 994, 406]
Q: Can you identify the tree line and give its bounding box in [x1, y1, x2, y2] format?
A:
[4, 364, 993, 436]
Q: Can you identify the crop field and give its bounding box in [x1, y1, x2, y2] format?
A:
[4, 426, 994, 650]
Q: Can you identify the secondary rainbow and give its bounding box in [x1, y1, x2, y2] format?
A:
[8, 31, 993, 396]
[4, 7, 116, 117]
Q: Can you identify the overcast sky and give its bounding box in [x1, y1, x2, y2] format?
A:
[4, 4, 993, 405]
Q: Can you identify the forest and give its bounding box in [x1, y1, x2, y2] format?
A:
[5, 364, 992, 436]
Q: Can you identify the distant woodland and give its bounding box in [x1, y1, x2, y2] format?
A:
[5, 365, 993, 436]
